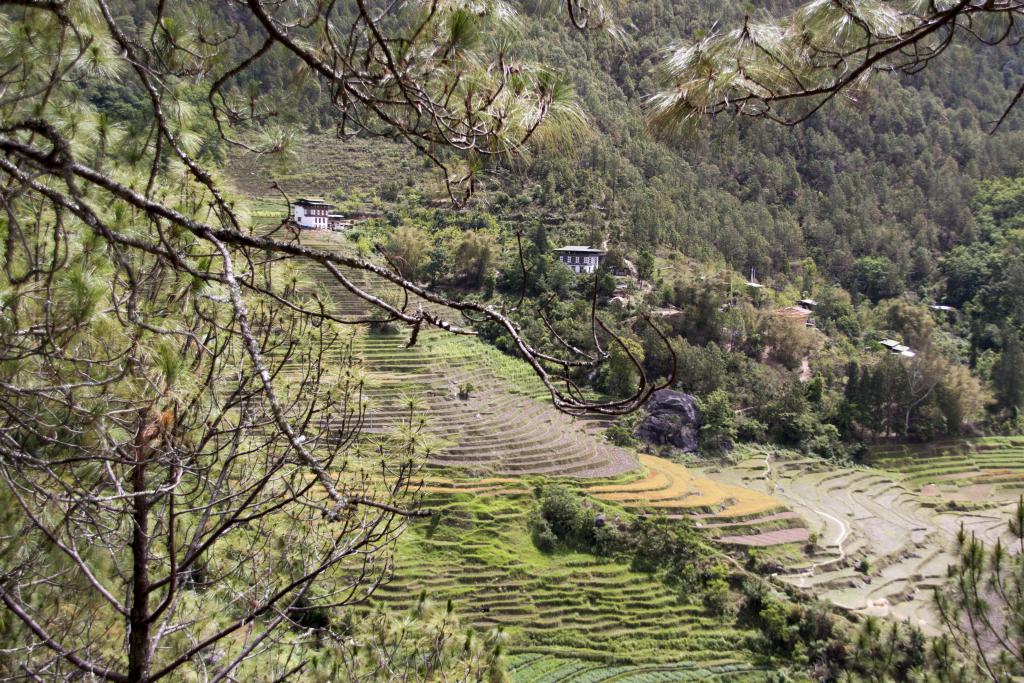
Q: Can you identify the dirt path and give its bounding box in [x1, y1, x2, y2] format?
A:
[760, 452, 846, 581]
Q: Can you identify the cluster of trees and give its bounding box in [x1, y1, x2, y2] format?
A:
[839, 354, 989, 441]
[379, 213, 499, 288]
[528, 486, 730, 613]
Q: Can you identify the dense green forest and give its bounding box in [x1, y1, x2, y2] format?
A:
[319, 0, 1024, 451]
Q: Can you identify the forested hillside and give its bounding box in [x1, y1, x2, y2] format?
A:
[351, 0, 1024, 446]
[511, 2, 1023, 290]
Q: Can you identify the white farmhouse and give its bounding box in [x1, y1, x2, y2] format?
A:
[554, 246, 605, 274]
[291, 197, 333, 229]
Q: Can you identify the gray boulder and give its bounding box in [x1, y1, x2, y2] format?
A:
[635, 390, 703, 452]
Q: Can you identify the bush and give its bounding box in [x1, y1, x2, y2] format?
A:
[529, 517, 559, 553]
[286, 593, 331, 632]
[538, 486, 590, 544]
[736, 414, 767, 442]
[604, 424, 637, 447]
[369, 319, 401, 335]
[702, 565, 732, 617]
[800, 423, 846, 459]
[458, 382, 474, 400]
[529, 486, 598, 553]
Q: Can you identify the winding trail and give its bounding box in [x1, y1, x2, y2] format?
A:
[759, 451, 846, 581]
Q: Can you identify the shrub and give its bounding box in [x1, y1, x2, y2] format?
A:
[538, 486, 590, 544]
[604, 424, 637, 447]
[702, 565, 732, 617]
[458, 382, 474, 400]
[287, 593, 331, 632]
[529, 516, 559, 554]
[529, 486, 599, 554]
[736, 414, 767, 442]
[369, 319, 401, 335]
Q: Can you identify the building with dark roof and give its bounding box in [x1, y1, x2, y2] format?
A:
[292, 198, 333, 229]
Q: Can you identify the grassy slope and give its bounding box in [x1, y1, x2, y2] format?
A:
[375, 488, 780, 682]
[228, 136, 435, 207]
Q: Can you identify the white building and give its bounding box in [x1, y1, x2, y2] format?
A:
[292, 198, 333, 229]
[554, 246, 605, 274]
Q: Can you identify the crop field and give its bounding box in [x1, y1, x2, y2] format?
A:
[705, 445, 1021, 632]
[259, 227, 1024, 673]
[228, 136, 436, 207]
[369, 490, 768, 678]
[262, 231, 794, 676]
[867, 437, 1024, 502]
[280, 231, 639, 478]
[506, 653, 769, 682]
[587, 455, 797, 547]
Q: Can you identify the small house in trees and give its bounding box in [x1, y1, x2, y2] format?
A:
[291, 198, 333, 229]
[879, 339, 916, 358]
[554, 246, 605, 274]
[327, 211, 351, 231]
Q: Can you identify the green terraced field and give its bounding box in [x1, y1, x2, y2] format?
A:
[266, 230, 803, 674]
[366, 492, 768, 675]
[507, 653, 769, 682]
[867, 437, 1024, 497]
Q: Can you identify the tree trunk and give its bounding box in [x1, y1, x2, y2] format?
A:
[128, 419, 152, 683]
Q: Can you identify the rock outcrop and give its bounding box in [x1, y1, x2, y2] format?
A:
[635, 390, 702, 452]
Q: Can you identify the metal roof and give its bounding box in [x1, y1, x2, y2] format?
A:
[554, 246, 605, 253]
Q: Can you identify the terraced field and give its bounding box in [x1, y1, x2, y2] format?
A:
[868, 437, 1024, 503]
[371, 491, 769, 679]
[355, 330, 637, 477]
[706, 444, 1022, 632]
[282, 231, 789, 677]
[293, 232, 637, 478]
[507, 653, 768, 682]
[585, 455, 801, 547]
[282, 230, 1024, 674]
[229, 137, 435, 203]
